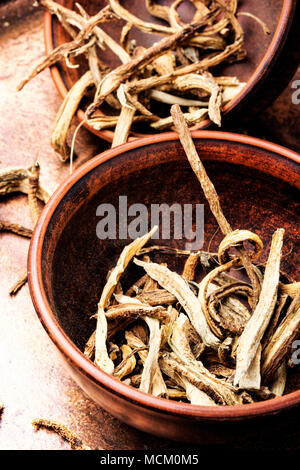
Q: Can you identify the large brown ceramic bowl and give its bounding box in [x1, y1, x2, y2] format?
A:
[44, 0, 299, 143]
[28, 132, 300, 445]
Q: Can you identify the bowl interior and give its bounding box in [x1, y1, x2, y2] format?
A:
[49, 0, 284, 138]
[39, 134, 300, 397]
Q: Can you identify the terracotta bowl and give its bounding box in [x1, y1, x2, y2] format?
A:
[28, 132, 300, 445]
[44, 0, 298, 143]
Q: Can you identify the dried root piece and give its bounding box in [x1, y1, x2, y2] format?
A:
[32, 418, 90, 450]
[172, 73, 222, 126]
[151, 108, 207, 130]
[262, 293, 300, 383]
[0, 221, 32, 238]
[167, 312, 246, 404]
[113, 344, 137, 380]
[269, 362, 286, 396]
[234, 228, 285, 388]
[160, 353, 251, 405]
[280, 282, 300, 297]
[87, 18, 218, 114]
[134, 258, 220, 348]
[0, 166, 51, 203]
[111, 103, 136, 148]
[160, 356, 216, 405]
[94, 226, 157, 374]
[136, 289, 177, 306]
[139, 316, 162, 395]
[105, 303, 167, 322]
[237, 12, 271, 35]
[51, 71, 94, 161]
[238, 345, 262, 390]
[182, 252, 199, 281]
[198, 258, 239, 337]
[206, 281, 252, 337]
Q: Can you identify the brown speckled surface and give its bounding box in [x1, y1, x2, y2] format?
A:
[0, 4, 299, 451]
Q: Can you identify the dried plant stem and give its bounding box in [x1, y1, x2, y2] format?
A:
[126, 37, 244, 96]
[262, 293, 300, 383]
[113, 344, 136, 380]
[0, 221, 32, 238]
[105, 303, 167, 322]
[170, 104, 261, 306]
[17, 5, 111, 91]
[39, 0, 129, 64]
[113, 346, 148, 377]
[139, 316, 162, 394]
[51, 70, 94, 160]
[182, 252, 199, 281]
[32, 418, 90, 450]
[112, 105, 136, 147]
[9, 272, 28, 297]
[134, 258, 220, 348]
[280, 282, 300, 297]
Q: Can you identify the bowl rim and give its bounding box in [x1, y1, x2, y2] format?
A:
[43, 0, 296, 143]
[28, 130, 300, 421]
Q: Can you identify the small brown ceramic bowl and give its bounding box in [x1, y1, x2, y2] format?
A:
[28, 132, 300, 445]
[44, 0, 298, 143]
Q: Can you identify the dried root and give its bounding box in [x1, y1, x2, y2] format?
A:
[32, 418, 91, 450]
[16, 0, 264, 157]
[81, 107, 298, 407]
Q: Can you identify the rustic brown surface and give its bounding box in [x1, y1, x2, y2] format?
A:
[0, 5, 299, 451]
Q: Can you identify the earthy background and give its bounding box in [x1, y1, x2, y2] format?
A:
[0, 1, 299, 450]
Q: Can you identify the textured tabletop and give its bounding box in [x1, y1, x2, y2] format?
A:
[0, 3, 299, 450]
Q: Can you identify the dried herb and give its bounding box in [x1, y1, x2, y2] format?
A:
[17, 0, 266, 157]
[113, 344, 137, 380]
[234, 229, 285, 388]
[32, 418, 90, 450]
[134, 258, 220, 349]
[262, 293, 300, 383]
[94, 226, 157, 374]
[74, 101, 298, 407]
[0, 164, 51, 297]
[9, 273, 29, 297]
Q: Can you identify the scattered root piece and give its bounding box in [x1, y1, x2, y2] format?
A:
[32, 418, 91, 450]
[0, 221, 32, 238]
[51, 71, 94, 161]
[134, 258, 220, 348]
